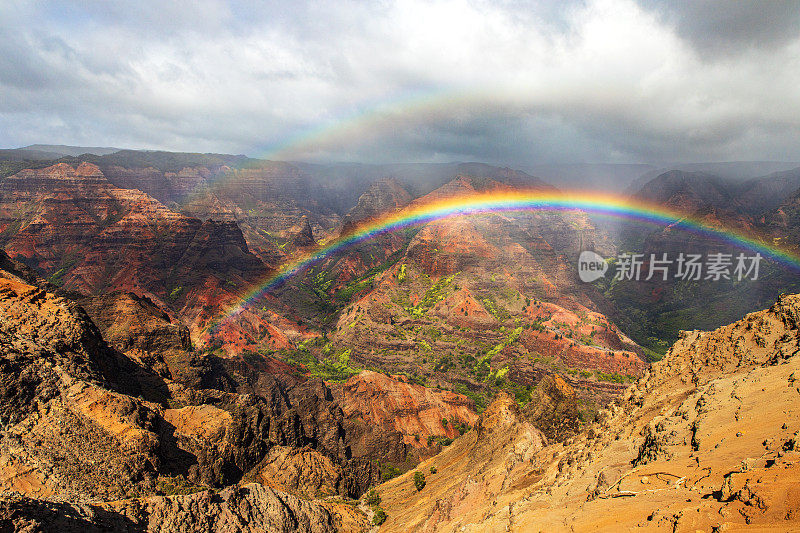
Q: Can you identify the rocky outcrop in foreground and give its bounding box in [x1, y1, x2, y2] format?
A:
[0, 251, 372, 531]
[376, 392, 548, 531]
[0, 483, 336, 533]
[378, 293, 800, 531]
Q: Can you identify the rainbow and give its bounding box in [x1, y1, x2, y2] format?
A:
[253, 87, 468, 162]
[177, 87, 490, 207]
[211, 190, 800, 329]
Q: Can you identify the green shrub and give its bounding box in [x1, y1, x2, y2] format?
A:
[413, 471, 426, 491]
[434, 355, 452, 372]
[595, 371, 631, 383]
[365, 488, 381, 507]
[453, 421, 471, 435]
[168, 285, 183, 300]
[380, 464, 402, 481]
[372, 508, 387, 525]
[494, 366, 509, 386]
[430, 466, 437, 474]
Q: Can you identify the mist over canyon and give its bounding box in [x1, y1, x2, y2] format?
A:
[0, 144, 798, 531]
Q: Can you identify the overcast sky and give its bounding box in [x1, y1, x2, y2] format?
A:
[1, 0, 799, 166]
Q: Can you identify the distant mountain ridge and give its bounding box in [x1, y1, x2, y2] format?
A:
[22, 144, 122, 157]
[605, 166, 800, 355]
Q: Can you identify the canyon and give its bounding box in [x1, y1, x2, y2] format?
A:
[2, 244, 799, 530]
[0, 152, 799, 530]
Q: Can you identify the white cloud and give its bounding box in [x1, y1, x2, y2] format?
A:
[1, 0, 799, 164]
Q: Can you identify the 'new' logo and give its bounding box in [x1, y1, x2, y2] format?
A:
[578, 251, 607, 282]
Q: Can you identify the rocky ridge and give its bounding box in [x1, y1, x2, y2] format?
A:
[340, 178, 412, 235]
[0, 483, 340, 533]
[377, 293, 800, 531]
[317, 176, 642, 417]
[0, 162, 269, 343]
[0, 251, 375, 530]
[330, 370, 479, 461]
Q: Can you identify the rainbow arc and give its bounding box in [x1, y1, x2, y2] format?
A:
[210, 190, 800, 330]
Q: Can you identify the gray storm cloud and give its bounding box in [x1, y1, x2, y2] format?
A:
[1, 0, 799, 165]
[637, 0, 800, 58]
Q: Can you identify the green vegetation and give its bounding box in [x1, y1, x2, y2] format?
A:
[494, 365, 509, 386]
[156, 475, 208, 496]
[501, 380, 533, 404]
[641, 346, 664, 362]
[452, 420, 471, 435]
[413, 471, 426, 491]
[404, 274, 458, 317]
[372, 508, 388, 525]
[169, 285, 184, 300]
[430, 466, 437, 474]
[47, 267, 69, 286]
[473, 355, 491, 380]
[286, 346, 361, 382]
[365, 488, 381, 507]
[433, 354, 453, 372]
[378, 463, 403, 482]
[454, 383, 489, 412]
[289, 231, 419, 325]
[565, 368, 592, 378]
[595, 371, 633, 383]
[335, 276, 375, 303]
[425, 327, 442, 340]
[427, 435, 453, 447]
[529, 318, 546, 332]
[46, 252, 82, 286]
[481, 326, 523, 365]
[482, 297, 511, 321]
[365, 488, 388, 525]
